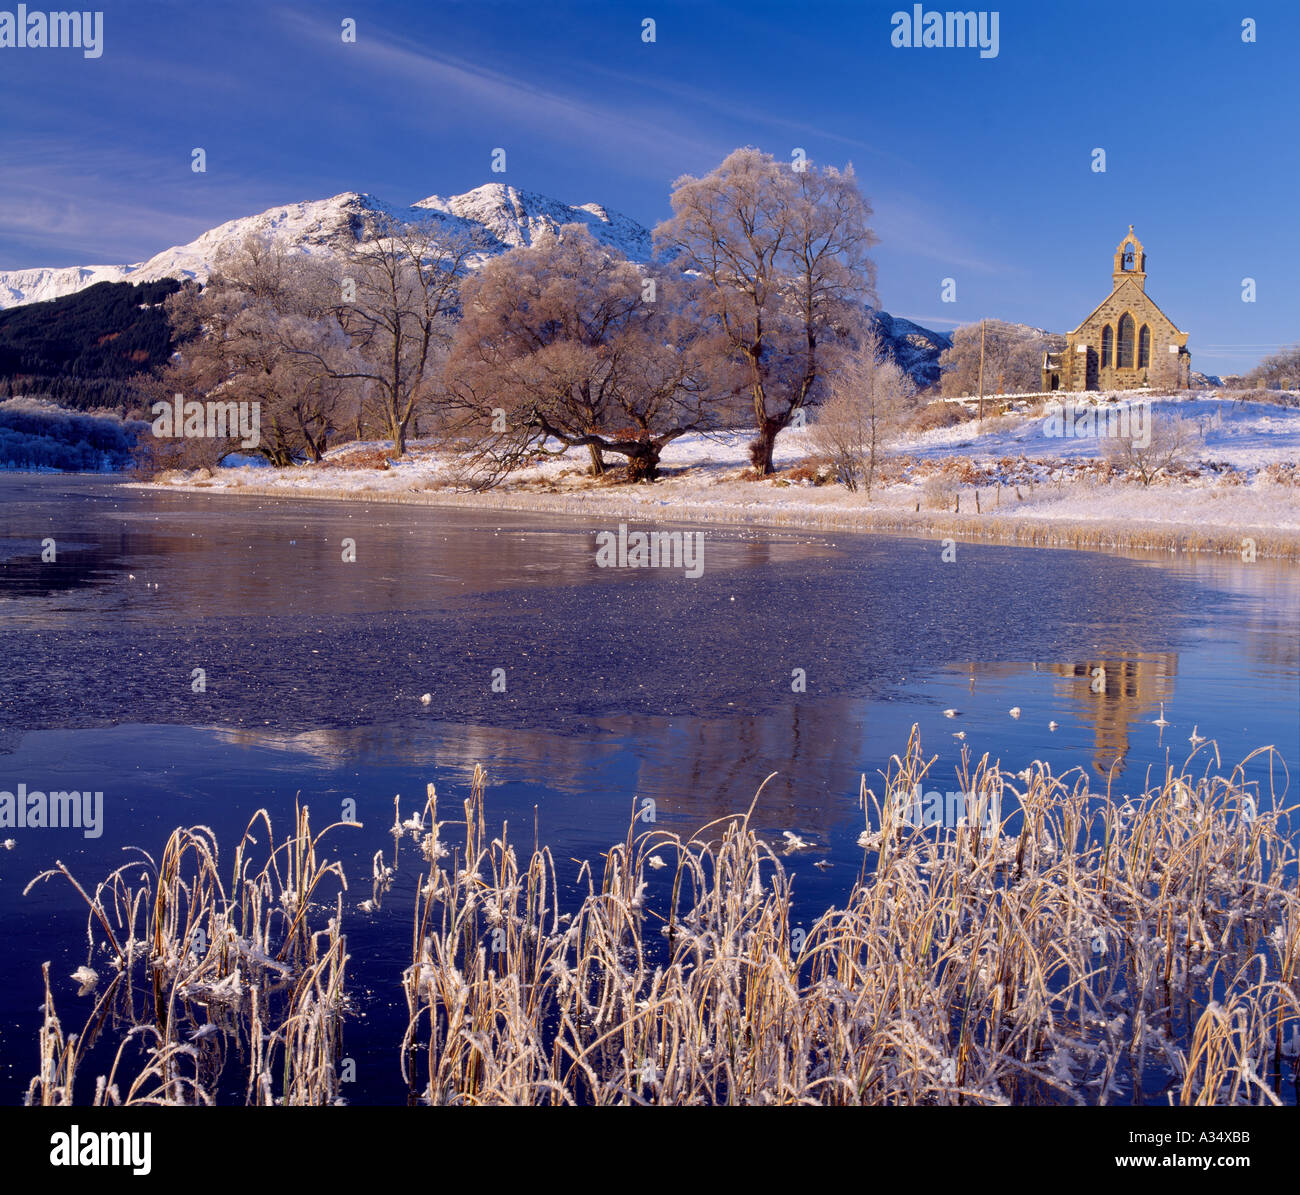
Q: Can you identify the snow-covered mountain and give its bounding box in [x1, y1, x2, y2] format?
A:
[867, 309, 952, 389]
[0, 183, 946, 386]
[410, 185, 652, 261]
[0, 184, 652, 309]
[0, 192, 376, 308]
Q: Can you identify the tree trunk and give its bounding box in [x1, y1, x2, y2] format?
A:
[748, 416, 781, 475]
[391, 410, 407, 457]
[626, 445, 660, 483]
[587, 444, 605, 475]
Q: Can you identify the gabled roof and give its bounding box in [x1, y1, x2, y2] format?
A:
[1067, 276, 1186, 338]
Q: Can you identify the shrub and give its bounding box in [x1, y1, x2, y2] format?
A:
[784, 456, 837, 486]
[910, 402, 965, 433]
[939, 456, 987, 485]
[922, 473, 960, 509]
[1263, 462, 1300, 486]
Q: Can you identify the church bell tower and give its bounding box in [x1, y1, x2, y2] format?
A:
[1112, 225, 1147, 292]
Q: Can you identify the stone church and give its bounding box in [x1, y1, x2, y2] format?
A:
[1042, 227, 1190, 392]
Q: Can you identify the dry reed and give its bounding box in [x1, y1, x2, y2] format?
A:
[24, 733, 1298, 1105]
[398, 738, 1298, 1105]
[24, 801, 356, 1105]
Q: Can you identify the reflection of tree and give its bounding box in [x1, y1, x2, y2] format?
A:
[622, 698, 872, 842]
[100, 500, 834, 619]
[0, 530, 137, 604]
[210, 695, 873, 848]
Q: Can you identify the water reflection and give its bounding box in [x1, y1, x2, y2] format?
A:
[1052, 653, 1177, 776]
[1, 476, 1297, 1106]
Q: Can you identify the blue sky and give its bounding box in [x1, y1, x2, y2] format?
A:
[1, 0, 1295, 375]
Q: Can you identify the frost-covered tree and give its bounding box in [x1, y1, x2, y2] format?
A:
[938, 320, 1064, 397]
[319, 218, 477, 457]
[1247, 344, 1300, 390]
[1102, 412, 1195, 485]
[653, 148, 878, 474]
[448, 225, 734, 484]
[159, 237, 354, 466]
[810, 324, 912, 493]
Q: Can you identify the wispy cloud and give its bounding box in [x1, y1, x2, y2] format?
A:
[895, 314, 965, 328]
[873, 195, 1008, 276]
[0, 141, 270, 267]
[275, 9, 721, 184]
[574, 60, 907, 167]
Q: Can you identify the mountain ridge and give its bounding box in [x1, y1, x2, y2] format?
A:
[0, 183, 949, 387]
[0, 185, 655, 308]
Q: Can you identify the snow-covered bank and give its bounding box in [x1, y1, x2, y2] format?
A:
[140, 393, 1300, 559]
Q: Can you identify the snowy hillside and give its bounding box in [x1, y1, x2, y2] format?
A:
[0, 185, 653, 311]
[868, 309, 952, 388]
[0, 192, 390, 307]
[411, 183, 653, 261]
[905, 393, 1300, 470]
[0, 263, 137, 308]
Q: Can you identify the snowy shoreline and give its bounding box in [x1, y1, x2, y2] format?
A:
[135, 476, 1300, 559]
[138, 394, 1300, 561]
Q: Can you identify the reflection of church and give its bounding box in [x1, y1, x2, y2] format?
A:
[963, 652, 1179, 777]
[1042, 227, 1191, 392]
[1053, 652, 1178, 776]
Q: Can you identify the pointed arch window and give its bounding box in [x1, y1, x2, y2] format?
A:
[1138, 324, 1150, 368]
[1101, 324, 1113, 368]
[1117, 313, 1135, 368]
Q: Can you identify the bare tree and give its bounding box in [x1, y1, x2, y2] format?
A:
[938, 320, 1064, 397]
[159, 237, 354, 465]
[448, 225, 733, 484]
[1247, 344, 1300, 390]
[810, 324, 912, 493]
[304, 217, 477, 457]
[653, 148, 878, 475]
[1102, 412, 1196, 485]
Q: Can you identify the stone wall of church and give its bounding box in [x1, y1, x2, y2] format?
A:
[1067, 294, 1188, 391]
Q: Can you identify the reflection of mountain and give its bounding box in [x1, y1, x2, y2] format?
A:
[1053, 653, 1178, 777]
[7, 479, 1295, 809]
